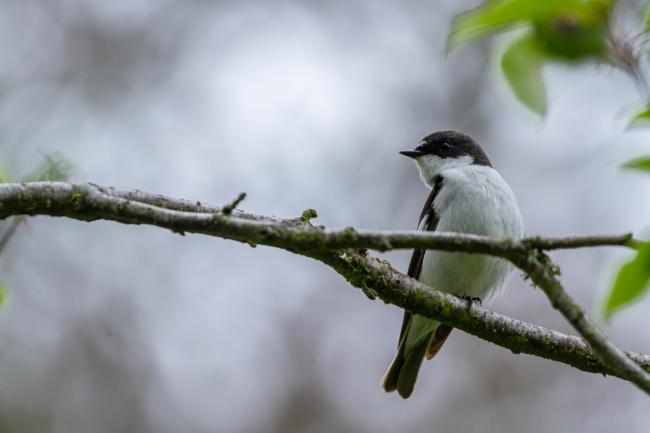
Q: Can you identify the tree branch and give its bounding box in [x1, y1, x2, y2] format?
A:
[312, 249, 650, 377]
[512, 251, 650, 394]
[1, 181, 648, 388]
[0, 182, 639, 254]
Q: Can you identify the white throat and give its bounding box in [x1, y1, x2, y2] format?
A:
[415, 154, 474, 188]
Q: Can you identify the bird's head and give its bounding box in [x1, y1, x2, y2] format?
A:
[400, 130, 492, 188]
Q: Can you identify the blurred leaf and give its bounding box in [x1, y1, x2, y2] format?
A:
[23, 153, 72, 182]
[448, 0, 533, 50]
[448, 0, 612, 55]
[532, 9, 609, 61]
[603, 243, 650, 321]
[450, 0, 611, 113]
[0, 159, 10, 183]
[0, 279, 5, 307]
[501, 34, 547, 114]
[626, 106, 650, 129]
[642, 0, 650, 30]
[623, 156, 650, 173]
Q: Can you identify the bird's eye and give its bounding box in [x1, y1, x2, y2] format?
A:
[442, 142, 452, 149]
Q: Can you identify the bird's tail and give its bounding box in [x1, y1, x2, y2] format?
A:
[381, 316, 452, 399]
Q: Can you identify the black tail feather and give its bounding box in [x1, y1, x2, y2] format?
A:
[381, 327, 434, 399]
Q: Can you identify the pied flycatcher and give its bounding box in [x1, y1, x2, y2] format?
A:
[382, 130, 524, 399]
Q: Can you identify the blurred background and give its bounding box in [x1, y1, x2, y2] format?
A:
[1, 0, 650, 432]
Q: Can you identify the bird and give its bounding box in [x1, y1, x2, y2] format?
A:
[381, 130, 524, 399]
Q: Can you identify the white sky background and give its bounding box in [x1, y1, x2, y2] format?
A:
[1, 0, 650, 432]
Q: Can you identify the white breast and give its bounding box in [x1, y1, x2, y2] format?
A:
[418, 165, 524, 302]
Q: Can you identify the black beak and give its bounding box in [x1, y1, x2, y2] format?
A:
[399, 150, 425, 159]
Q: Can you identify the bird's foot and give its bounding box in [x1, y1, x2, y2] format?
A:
[461, 296, 482, 307]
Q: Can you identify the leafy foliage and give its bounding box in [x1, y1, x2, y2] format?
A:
[530, 1, 610, 61]
[603, 243, 650, 320]
[451, 0, 611, 55]
[623, 156, 650, 173]
[627, 106, 650, 129]
[448, 0, 612, 115]
[0, 153, 72, 184]
[450, 0, 650, 321]
[23, 154, 72, 182]
[448, 0, 531, 49]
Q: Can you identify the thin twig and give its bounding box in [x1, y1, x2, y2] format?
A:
[607, 25, 650, 102]
[512, 250, 650, 395]
[0, 216, 26, 255]
[222, 192, 247, 215]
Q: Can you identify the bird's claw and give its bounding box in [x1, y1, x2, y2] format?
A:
[461, 296, 482, 307]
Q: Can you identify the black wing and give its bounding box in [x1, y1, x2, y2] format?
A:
[396, 176, 451, 350]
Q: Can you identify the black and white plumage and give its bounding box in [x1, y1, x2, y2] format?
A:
[382, 130, 524, 399]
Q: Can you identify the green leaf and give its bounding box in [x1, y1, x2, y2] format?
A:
[622, 157, 650, 173]
[626, 106, 650, 129]
[447, 0, 612, 52]
[603, 243, 650, 321]
[0, 280, 5, 306]
[22, 153, 72, 182]
[532, 14, 608, 61]
[449, 0, 612, 114]
[501, 34, 547, 115]
[532, 0, 611, 61]
[448, 0, 532, 50]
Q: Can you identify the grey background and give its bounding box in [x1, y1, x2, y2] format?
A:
[1, 1, 650, 432]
